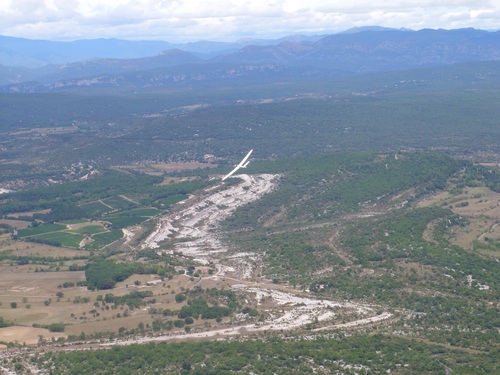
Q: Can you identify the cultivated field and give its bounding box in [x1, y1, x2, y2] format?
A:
[0, 326, 66, 346]
[0, 234, 89, 258]
[112, 162, 218, 175]
[419, 186, 500, 253]
[0, 264, 196, 344]
[0, 219, 31, 230]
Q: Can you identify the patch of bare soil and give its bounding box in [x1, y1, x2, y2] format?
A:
[112, 161, 218, 175]
[5, 209, 51, 219]
[0, 219, 32, 230]
[0, 326, 65, 346]
[150, 162, 218, 172]
[0, 236, 88, 258]
[10, 126, 78, 136]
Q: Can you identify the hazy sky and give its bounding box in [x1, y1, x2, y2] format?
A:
[1, 0, 499, 41]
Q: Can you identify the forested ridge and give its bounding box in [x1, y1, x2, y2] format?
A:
[1, 61, 500, 191]
[224, 152, 463, 229]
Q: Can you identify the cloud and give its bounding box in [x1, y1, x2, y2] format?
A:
[1, 0, 499, 41]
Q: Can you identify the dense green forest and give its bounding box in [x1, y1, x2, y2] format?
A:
[1, 61, 500, 190]
[37, 334, 498, 374]
[85, 259, 176, 290]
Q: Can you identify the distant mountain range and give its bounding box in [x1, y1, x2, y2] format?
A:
[1, 27, 499, 92]
[0, 33, 330, 68]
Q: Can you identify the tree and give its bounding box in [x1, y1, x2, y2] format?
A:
[175, 293, 186, 303]
[48, 323, 65, 332]
[138, 322, 145, 332]
[0, 317, 12, 328]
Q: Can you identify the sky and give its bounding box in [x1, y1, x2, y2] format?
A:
[1, 0, 499, 42]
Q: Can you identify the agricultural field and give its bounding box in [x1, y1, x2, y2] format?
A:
[419, 185, 500, 254]
[0, 234, 88, 259]
[17, 221, 111, 249]
[0, 219, 31, 230]
[0, 265, 198, 343]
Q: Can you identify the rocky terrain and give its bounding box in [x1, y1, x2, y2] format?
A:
[142, 173, 278, 278]
[129, 173, 395, 343]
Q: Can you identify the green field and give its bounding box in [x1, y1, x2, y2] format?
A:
[34, 231, 84, 248]
[17, 223, 67, 237]
[157, 194, 189, 206]
[84, 230, 124, 250]
[60, 220, 88, 225]
[67, 225, 107, 235]
[101, 196, 138, 210]
[79, 201, 112, 217]
[103, 216, 149, 229]
[119, 208, 162, 217]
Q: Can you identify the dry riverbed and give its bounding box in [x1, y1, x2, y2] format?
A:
[130, 174, 394, 343]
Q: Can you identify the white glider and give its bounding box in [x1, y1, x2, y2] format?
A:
[222, 149, 253, 181]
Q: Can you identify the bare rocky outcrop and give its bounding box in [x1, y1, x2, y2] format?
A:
[142, 173, 278, 276]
